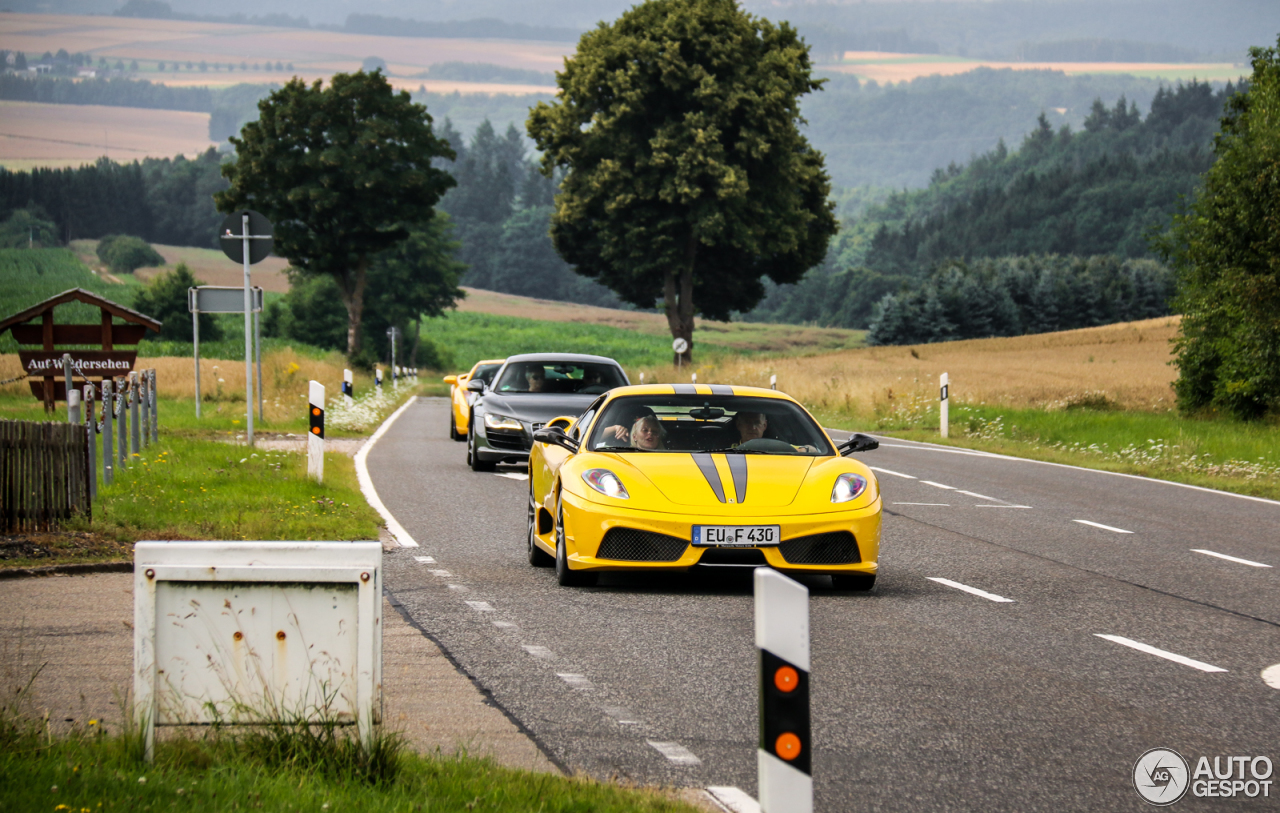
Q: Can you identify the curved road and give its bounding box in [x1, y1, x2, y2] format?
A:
[370, 397, 1279, 811]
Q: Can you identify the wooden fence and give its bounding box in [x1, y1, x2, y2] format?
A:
[0, 419, 92, 533]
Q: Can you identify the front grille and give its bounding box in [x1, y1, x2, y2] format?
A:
[487, 431, 529, 451]
[596, 528, 689, 562]
[778, 531, 861, 565]
[698, 548, 768, 566]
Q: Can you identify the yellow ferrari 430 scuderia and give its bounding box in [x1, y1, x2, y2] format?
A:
[527, 384, 881, 589]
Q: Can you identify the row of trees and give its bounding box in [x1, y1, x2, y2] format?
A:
[865, 255, 1174, 346]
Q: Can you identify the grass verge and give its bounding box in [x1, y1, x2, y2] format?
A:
[0, 722, 701, 813]
[0, 434, 382, 570]
[816, 400, 1280, 501]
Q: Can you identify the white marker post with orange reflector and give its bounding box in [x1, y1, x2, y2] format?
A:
[307, 380, 324, 483]
[755, 568, 812, 813]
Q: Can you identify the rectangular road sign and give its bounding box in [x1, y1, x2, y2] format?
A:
[188, 286, 264, 314]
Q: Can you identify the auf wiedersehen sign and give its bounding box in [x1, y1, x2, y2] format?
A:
[19, 351, 137, 376]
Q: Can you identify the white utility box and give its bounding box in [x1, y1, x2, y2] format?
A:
[133, 541, 382, 759]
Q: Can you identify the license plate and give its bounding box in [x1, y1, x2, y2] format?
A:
[691, 525, 780, 547]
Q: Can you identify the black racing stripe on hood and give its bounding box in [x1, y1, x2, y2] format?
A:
[671, 384, 697, 394]
[708, 384, 733, 395]
[691, 453, 726, 503]
[727, 454, 747, 502]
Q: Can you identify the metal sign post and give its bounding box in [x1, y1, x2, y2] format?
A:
[219, 211, 273, 448]
[673, 337, 688, 372]
[189, 287, 264, 421]
[387, 327, 399, 389]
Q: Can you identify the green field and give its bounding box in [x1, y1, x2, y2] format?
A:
[0, 248, 140, 352]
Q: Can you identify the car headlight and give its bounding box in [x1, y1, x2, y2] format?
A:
[831, 473, 868, 503]
[484, 413, 522, 431]
[582, 469, 630, 499]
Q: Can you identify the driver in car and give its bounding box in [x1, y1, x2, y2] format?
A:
[732, 411, 817, 453]
[524, 365, 546, 392]
[601, 405, 667, 450]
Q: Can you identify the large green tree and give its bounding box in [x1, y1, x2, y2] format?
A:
[527, 0, 837, 364]
[215, 70, 456, 355]
[1158, 39, 1280, 419]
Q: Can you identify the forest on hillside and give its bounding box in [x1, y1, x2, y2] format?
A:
[744, 80, 1237, 341]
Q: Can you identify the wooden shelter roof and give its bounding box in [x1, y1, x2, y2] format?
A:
[0, 288, 162, 335]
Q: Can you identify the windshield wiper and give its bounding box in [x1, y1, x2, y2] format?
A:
[700, 447, 794, 455]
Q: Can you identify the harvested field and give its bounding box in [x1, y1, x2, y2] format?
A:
[68, 241, 292, 293]
[456, 287, 865, 355]
[0, 100, 215, 169]
[826, 50, 1247, 84]
[688, 317, 1181, 414]
[1, 12, 566, 92]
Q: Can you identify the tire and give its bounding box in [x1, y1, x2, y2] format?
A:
[555, 500, 596, 587]
[449, 411, 464, 441]
[468, 418, 495, 472]
[527, 487, 554, 567]
[831, 572, 876, 591]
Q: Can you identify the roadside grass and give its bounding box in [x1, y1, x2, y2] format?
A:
[65, 434, 381, 546]
[0, 724, 702, 813]
[814, 399, 1280, 501]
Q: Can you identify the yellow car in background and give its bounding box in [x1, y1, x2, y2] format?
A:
[527, 384, 881, 589]
[444, 359, 505, 441]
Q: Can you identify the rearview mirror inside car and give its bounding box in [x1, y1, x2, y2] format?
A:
[839, 433, 879, 455]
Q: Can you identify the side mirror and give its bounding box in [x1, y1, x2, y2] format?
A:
[443, 375, 458, 385]
[839, 433, 879, 455]
[533, 426, 579, 454]
[466, 379, 486, 393]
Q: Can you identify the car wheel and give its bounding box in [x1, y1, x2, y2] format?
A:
[831, 572, 876, 591]
[527, 487, 554, 567]
[468, 417, 494, 472]
[555, 500, 596, 587]
[449, 412, 463, 441]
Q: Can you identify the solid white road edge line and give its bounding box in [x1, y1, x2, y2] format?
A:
[354, 395, 420, 547]
[1095, 634, 1227, 673]
[845, 432, 1280, 508]
[1074, 519, 1134, 534]
[928, 577, 1014, 603]
[706, 786, 761, 813]
[869, 466, 917, 479]
[1192, 549, 1272, 568]
[647, 740, 702, 766]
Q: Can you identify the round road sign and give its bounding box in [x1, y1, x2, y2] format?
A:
[219, 210, 274, 265]
[672, 337, 689, 354]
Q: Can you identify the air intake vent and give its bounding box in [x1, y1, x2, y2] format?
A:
[698, 548, 768, 566]
[596, 528, 688, 562]
[778, 531, 861, 565]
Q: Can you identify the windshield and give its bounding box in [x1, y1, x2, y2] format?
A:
[586, 395, 833, 456]
[494, 361, 627, 395]
[472, 363, 502, 385]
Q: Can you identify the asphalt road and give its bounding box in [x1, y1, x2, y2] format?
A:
[371, 397, 1280, 811]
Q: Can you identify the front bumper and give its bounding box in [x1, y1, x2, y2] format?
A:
[476, 427, 532, 464]
[557, 490, 881, 575]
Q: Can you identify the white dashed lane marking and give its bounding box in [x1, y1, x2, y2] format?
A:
[601, 705, 641, 725]
[447, 584, 469, 592]
[492, 620, 518, 631]
[869, 466, 916, 480]
[465, 601, 495, 612]
[1192, 549, 1272, 568]
[707, 786, 761, 813]
[556, 673, 595, 690]
[493, 472, 529, 481]
[975, 504, 1032, 509]
[522, 645, 555, 660]
[1074, 519, 1134, 534]
[956, 490, 999, 501]
[413, 555, 436, 563]
[922, 481, 955, 490]
[428, 569, 452, 577]
[928, 577, 1014, 603]
[893, 502, 950, 507]
[1095, 634, 1227, 673]
[647, 740, 702, 766]
[1263, 664, 1280, 690]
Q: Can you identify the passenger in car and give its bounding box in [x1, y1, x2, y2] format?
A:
[601, 405, 666, 449]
